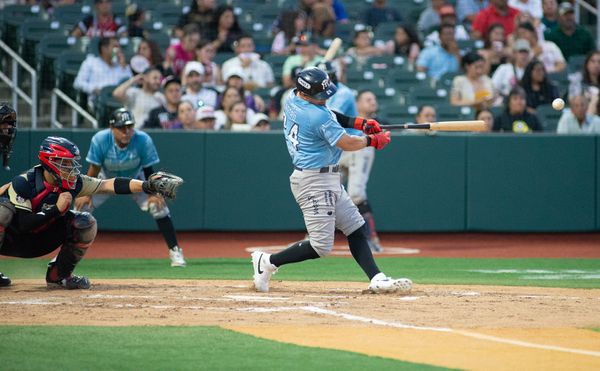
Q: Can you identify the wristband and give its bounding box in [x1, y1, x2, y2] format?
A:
[114, 177, 132, 194]
[365, 136, 372, 147]
[354, 117, 366, 131]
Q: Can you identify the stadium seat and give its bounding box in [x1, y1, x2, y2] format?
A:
[36, 35, 83, 90]
[151, 3, 185, 29]
[373, 22, 397, 44]
[535, 104, 562, 132]
[385, 69, 431, 93]
[437, 71, 461, 89]
[435, 104, 474, 121]
[263, 54, 288, 85]
[19, 20, 66, 67]
[457, 39, 485, 53]
[567, 54, 586, 73]
[95, 85, 123, 127]
[52, 4, 89, 29]
[54, 50, 87, 99]
[250, 5, 281, 25]
[213, 52, 236, 66]
[380, 104, 419, 124]
[1, 4, 45, 51]
[409, 86, 450, 106]
[145, 30, 172, 52]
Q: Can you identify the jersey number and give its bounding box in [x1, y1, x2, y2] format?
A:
[287, 123, 299, 151]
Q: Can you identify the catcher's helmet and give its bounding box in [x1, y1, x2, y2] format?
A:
[109, 107, 135, 127]
[296, 67, 337, 100]
[0, 103, 17, 170]
[316, 61, 338, 84]
[39, 136, 81, 190]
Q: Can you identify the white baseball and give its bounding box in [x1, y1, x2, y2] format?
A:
[552, 98, 565, 110]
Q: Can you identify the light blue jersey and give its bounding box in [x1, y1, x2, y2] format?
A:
[283, 90, 346, 169]
[327, 82, 361, 136]
[86, 129, 160, 178]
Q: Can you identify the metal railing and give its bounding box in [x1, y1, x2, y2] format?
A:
[51, 88, 98, 128]
[0, 40, 37, 128]
[573, 0, 599, 49]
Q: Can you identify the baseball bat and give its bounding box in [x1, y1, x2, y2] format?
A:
[323, 37, 342, 62]
[382, 120, 488, 132]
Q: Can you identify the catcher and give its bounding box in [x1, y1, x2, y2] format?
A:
[0, 135, 183, 289]
[75, 108, 186, 267]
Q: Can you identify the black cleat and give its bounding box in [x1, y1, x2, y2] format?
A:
[0, 272, 11, 287]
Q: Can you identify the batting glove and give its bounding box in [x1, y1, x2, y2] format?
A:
[367, 131, 391, 150]
[354, 117, 382, 134]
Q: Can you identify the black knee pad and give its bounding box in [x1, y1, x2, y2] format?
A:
[0, 199, 15, 228]
[69, 211, 97, 245]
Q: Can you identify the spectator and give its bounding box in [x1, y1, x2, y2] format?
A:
[222, 70, 265, 113]
[568, 51, 600, 99]
[130, 39, 173, 77]
[310, 1, 336, 38]
[74, 37, 132, 109]
[425, 5, 471, 44]
[363, 0, 403, 29]
[416, 104, 437, 123]
[508, 0, 542, 19]
[176, 100, 197, 130]
[471, 0, 520, 40]
[456, 0, 489, 26]
[478, 23, 511, 74]
[181, 62, 218, 109]
[519, 59, 560, 111]
[511, 10, 545, 41]
[112, 68, 164, 128]
[492, 38, 532, 97]
[416, 23, 461, 81]
[204, 5, 244, 53]
[556, 95, 600, 133]
[271, 10, 308, 55]
[70, 0, 126, 38]
[281, 33, 322, 88]
[544, 2, 596, 61]
[165, 24, 201, 78]
[126, 3, 146, 38]
[418, 0, 447, 34]
[450, 52, 497, 109]
[195, 105, 217, 130]
[384, 24, 422, 66]
[194, 39, 222, 88]
[176, 0, 216, 37]
[224, 101, 250, 131]
[515, 21, 565, 73]
[541, 0, 559, 32]
[249, 112, 271, 131]
[332, 0, 350, 24]
[214, 87, 256, 129]
[476, 108, 495, 130]
[144, 76, 183, 130]
[222, 35, 275, 91]
[346, 29, 387, 67]
[493, 86, 542, 131]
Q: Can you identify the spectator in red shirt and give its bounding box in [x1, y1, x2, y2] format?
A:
[471, 0, 520, 39]
[71, 0, 126, 38]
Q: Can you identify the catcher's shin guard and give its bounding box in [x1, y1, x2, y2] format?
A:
[46, 211, 97, 283]
[0, 199, 15, 248]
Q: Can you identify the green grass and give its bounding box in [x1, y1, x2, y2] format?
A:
[0, 326, 449, 371]
[2, 257, 599, 288]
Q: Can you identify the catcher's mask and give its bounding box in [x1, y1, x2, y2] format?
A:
[39, 136, 82, 190]
[0, 103, 17, 170]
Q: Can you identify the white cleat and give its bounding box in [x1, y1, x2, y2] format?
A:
[368, 272, 412, 293]
[251, 251, 277, 292]
[169, 246, 186, 267]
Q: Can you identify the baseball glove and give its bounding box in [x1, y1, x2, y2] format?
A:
[142, 171, 184, 200]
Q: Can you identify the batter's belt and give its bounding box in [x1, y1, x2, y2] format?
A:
[293, 165, 340, 173]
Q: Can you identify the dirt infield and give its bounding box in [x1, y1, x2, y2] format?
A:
[2, 279, 600, 370]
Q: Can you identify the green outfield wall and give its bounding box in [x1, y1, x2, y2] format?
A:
[2, 130, 597, 232]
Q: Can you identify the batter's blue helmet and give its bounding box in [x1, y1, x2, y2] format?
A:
[296, 67, 337, 100]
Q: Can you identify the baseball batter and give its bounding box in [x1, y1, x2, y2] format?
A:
[74, 108, 185, 267]
[251, 67, 412, 293]
[319, 61, 383, 252]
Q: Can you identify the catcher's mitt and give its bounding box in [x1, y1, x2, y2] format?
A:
[142, 171, 184, 200]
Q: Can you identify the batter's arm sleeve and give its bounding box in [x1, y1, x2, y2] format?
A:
[332, 111, 357, 129]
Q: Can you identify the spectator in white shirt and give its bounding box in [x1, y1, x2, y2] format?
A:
[492, 39, 533, 97]
[181, 61, 218, 109]
[556, 95, 600, 133]
[221, 35, 275, 91]
[112, 67, 165, 128]
[74, 37, 132, 110]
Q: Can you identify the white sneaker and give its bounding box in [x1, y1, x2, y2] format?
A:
[169, 246, 186, 267]
[368, 272, 412, 293]
[251, 251, 277, 292]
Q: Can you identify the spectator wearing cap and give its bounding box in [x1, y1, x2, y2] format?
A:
[195, 105, 217, 130]
[416, 23, 461, 81]
[492, 38, 533, 97]
[363, 0, 403, 29]
[221, 35, 275, 91]
[144, 77, 183, 130]
[165, 24, 201, 78]
[541, 0, 559, 32]
[471, 0, 520, 40]
[113, 67, 165, 128]
[222, 69, 265, 113]
[508, 0, 542, 19]
[250, 112, 271, 131]
[281, 33, 322, 88]
[545, 2, 596, 61]
[181, 61, 218, 109]
[418, 0, 448, 33]
[456, 0, 489, 27]
[425, 5, 471, 44]
[74, 37, 132, 110]
[515, 21, 565, 73]
[195, 39, 222, 88]
[71, 0, 127, 38]
[493, 86, 542, 132]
